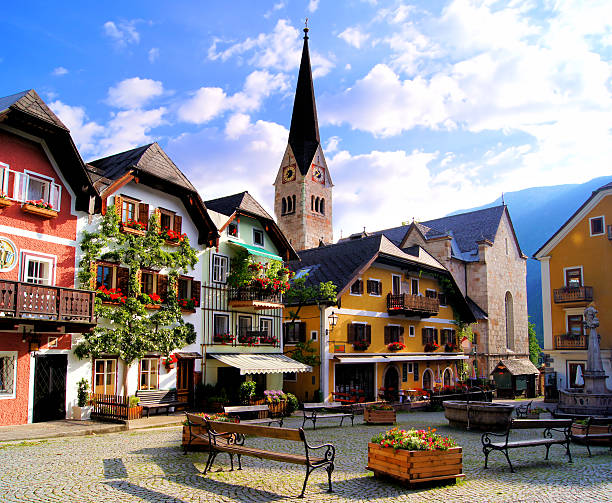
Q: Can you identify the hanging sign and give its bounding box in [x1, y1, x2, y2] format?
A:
[0, 237, 17, 271]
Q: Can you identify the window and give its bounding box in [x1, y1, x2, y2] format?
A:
[402, 363, 414, 382]
[565, 268, 582, 288]
[421, 327, 438, 345]
[238, 316, 252, 339]
[315, 197, 319, 213]
[425, 289, 437, 299]
[227, 222, 239, 237]
[22, 253, 55, 285]
[0, 352, 17, 398]
[282, 198, 287, 215]
[14, 171, 61, 210]
[505, 291, 514, 350]
[96, 265, 113, 289]
[590, 216, 604, 236]
[283, 372, 297, 382]
[409, 325, 415, 337]
[311, 330, 318, 341]
[260, 317, 273, 337]
[253, 229, 264, 246]
[350, 279, 363, 295]
[440, 329, 456, 346]
[27, 174, 50, 202]
[213, 314, 229, 338]
[139, 358, 159, 390]
[122, 200, 136, 223]
[438, 293, 447, 306]
[367, 279, 382, 296]
[320, 198, 325, 215]
[160, 211, 173, 231]
[212, 254, 229, 283]
[94, 359, 117, 395]
[178, 278, 190, 299]
[411, 279, 419, 295]
[567, 315, 584, 336]
[347, 323, 371, 344]
[384, 325, 404, 344]
[141, 272, 155, 295]
[392, 275, 401, 295]
[283, 321, 306, 344]
[568, 362, 586, 388]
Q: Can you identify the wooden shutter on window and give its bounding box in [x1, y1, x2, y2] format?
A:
[116, 266, 130, 296]
[399, 325, 405, 344]
[114, 196, 123, 218]
[359, 280, 364, 294]
[347, 324, 355, 343]
[365, 324, 371, 344]
[90, 262, 98, 289]
[154, 208, 161, 227]
[299, 322, 306, 342]
[421, 327, 427, 344]
[138, 203, 149, 225]
[173, 215, 182, 234]
[157, 274, 168, 301]
[384, 326, 391, 345]
[451, 329, 456, 345]
[191, 280, 201, 308]
[433, 328, 438, 344]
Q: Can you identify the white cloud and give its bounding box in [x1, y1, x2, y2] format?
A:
[97, 107, 166, 156]
[338, 27, 370, 49]
[51, 66, 68, 76]
[107, 78, 164, 109]
[148, 48, 159, 63]
[208, 19, 334, 77]
[103, 20, 141, 47]
[308, 0, 320, 13]
[49, 101, 104, 154]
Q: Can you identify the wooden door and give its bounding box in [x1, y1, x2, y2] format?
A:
[176, 359, 194, 406]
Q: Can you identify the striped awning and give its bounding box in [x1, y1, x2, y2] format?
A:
[210, 353, 312, 375]
[228, 240, 282, 262]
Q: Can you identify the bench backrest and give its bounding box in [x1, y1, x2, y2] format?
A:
[511, 419, 572, 429]
[587, 417, 612, 428]
[303, 402, 343, 409]
[224, 405, 269, 414]
[136, 389, 177, 404]
[207, 420, 304, 442]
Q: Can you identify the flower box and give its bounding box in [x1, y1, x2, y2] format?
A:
[571, 423, 610, 444]
[0, 199, 12, 208]
[387, 342, 405, 351]
[120, 225, 146, 236]
[127, 405, 143, 420]
[364, 408, 396, 424]
[22, 203, 58, 219]
[144, 304, 162, 310]
[367, 443, 463, 485]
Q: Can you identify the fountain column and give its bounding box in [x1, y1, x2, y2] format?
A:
[583, 306, 609, 395]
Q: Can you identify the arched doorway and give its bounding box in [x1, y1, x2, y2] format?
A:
[422, 368, 433, 391]
[443, 367, 453, 387]
[384, 366, 399, 401]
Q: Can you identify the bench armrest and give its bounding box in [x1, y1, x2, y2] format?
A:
[303, 440, 335, 465]
[482, 430, 509, 447]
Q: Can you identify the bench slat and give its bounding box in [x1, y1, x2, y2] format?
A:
[511, 419, 572, 429]
[207, 420, 303, 442]
[224, 405, 270, 413]
[211, 444, 323, 465]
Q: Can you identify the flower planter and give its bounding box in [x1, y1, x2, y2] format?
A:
[367, 444, 463, 485]
[127, 406, 143, 420]
[144, 304, 162, 310]
[120, 225, 146, 236]
[571, 424, 610, 444]
[364, 408, 396, 424]
[182, 424, 210, 451]
[181, 307, 196, 314]
[72, 405, 93, 420]
[21, 203, 58, 219]
[164, 240, 181, 247]
[0, 199, 12, 208]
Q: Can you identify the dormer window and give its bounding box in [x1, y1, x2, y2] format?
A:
[253, 229, 264, 246]
[228, 221, 239, 237]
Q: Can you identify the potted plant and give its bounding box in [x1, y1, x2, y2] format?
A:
[367, 427, 463, 485]
[387, 342, 406, 351]
[364, 403, 396, 424]
[0, 192, 12, 208]
[163, 353, 178, 370]
[72, 378, 93, 420]
[127, 395, 143, 420]
[240, 381, 257, 405]
[179, 297, 198, 312]
[424, 342, 440, 352]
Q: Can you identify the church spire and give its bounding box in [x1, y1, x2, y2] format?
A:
[288, 23, 320, 177]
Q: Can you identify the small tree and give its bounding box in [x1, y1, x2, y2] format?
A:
[75, 207, 198, 395]
[528, 321, 542, 366]
[284, 275, 337, 322]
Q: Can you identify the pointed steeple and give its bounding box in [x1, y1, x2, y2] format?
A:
[288, 24, 320, 177]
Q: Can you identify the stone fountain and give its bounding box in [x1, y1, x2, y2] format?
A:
[558, 306, 612, 415]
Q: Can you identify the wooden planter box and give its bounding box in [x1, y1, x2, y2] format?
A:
[0, 199, 12, 208]
[367, 444, 463, 485]
[571, 423, 610, 444]
[21, 203, 58, 218]
[120, 225, 146, 236]
[364, 408, 396, 424]
[127, 406, 143, 420]
[182, 425, 210, 451]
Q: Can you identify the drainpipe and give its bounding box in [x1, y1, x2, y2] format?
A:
[320, 304, 329, 402]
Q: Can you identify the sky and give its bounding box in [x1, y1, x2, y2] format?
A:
[4, 0, 612, 239]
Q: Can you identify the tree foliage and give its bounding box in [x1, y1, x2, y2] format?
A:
[74, 207, 198, 394]
[289, 340, 321, 367]
[284, 274, 337, 321]
[528, 321, 542, 366]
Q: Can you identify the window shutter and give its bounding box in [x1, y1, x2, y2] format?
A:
[299, 322, 307, 342]
[90, 262, 98, 289]
[451, 329, 456, 345]
[365, 324, 371, 344]
[157, 274, 168, 301]
[116, 266, 130, 296]
[399, 326, 405, 344]
[384, 326, 391, 345]
[434, 329, 438, 344]
[359, 280, 364, 294]
[283, 323, 288, 344]
[414, 363, 419, 380]
[138, 203, 149, 225]
[114, 196, 123, 218]
[191, 280, 201, 308]
[154, 208, 161, 227]
[347, 324, 355, 343]
[421, 327, 427, 345]
[173, 215, 182, 234]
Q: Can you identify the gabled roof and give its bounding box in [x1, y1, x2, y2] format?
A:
[534, 181, 612, 258]
[88, 143, 217, 246]
[0, 89, 98, 212]
[288, 28, 320, 177]
[205, 191, 299, 261]
[492, 359, 540, 376]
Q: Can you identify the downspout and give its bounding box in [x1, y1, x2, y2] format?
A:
[319, 304, 329, 402]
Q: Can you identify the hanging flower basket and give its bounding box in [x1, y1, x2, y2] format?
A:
[163, 354, 178, 370]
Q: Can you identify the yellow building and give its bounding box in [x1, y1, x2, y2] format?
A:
[282, 234, 475, 402]
[535, 181, 612, 395]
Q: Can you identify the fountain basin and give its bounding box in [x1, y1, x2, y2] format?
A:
[443, 401, 515, 431]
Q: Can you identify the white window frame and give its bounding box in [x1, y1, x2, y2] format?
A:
[211, 253, 229, 284]
[20, 250, 57, 286]
[23, 170, 62, 211]
[139, 357, 160, 390]
[0, 351, 17, 399]
[0, 162, 10, 195]
[391, 274, 402, 295]
[260, 316, 274, 337]
[409, 325, 415, 338]
[252, 228, 265, 247]
[563, 266, 584, 287]
[213, 312, 231, 341]
[310, 330, 318, 341]
[589, 215, 605, 236]
[367, 278, 382, 297]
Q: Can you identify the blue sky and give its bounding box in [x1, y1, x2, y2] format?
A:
[4, 0, 612, 238]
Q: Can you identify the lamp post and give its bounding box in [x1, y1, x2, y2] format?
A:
[327, 311, 338, 332]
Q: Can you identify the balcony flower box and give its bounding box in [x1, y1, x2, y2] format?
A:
[213, 333, 234, 344]
[120, 219, 147, 236]
[353, 341, 370, 351]
[22, 201, 58, 218]
[424, 342, 440, 352]
[364, 404, 396, 424]
[387, 342, 406, 351]
[238, 334, 258, 345]
[179, 298, 198, 312]
[260, 336, 278, 345]
[367, 428, 463, 486]
[160, 228, 187, 246]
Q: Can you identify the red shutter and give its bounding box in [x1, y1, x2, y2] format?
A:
[399, 326, 405, 344]
[157, 274, 168, 302]
[365, 324, 371, 344]
[191, 280, 201, 308]
[116, 266, 130, 296]
[347, 324, 355, 343]
[384, 326, 391, 345]
[173, 215, 182, 234]
[299, 322, 307, 342]
[138, 203, 149, 226]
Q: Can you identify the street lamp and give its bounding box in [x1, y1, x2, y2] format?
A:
[328, 311, 338, 331]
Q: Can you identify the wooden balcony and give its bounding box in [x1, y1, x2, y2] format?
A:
[387, 293, 439, 318]
[228, 285, 283, 310]
[0, 280, 96, 332]
[554, 334, 588, 350]
[553, 286, 593, 304]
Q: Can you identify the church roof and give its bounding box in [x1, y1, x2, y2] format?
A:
[288, 28, 320, 177]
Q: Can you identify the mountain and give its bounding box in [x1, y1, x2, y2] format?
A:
[450, 175, 612, 345]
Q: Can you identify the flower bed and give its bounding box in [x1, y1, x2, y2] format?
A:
[364, 403, 396, 424]
[367, 428, 463, 485]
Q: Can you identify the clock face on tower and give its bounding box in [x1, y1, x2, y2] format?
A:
[311, 164, 325, 184]
[282, 165, 296, 183]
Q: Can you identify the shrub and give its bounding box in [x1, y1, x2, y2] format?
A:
[239, 381, 257, 405]
[76, 378, 89, 407]
[285, 392, 298, 415]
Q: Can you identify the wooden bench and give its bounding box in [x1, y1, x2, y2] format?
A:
[185, 413, 335, 498]
[136, 389, 185, 418]
[224, 405, 283, 427]
[301, 402, 355, 430]
[571, 417, 612, 456]
[482, 419, 573, 472]
[514, 400, 533, 418]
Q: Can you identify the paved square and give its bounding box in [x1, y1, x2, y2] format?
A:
[0, 411, 610, 502]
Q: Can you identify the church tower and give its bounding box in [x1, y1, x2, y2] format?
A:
[274, 26, 333, 251]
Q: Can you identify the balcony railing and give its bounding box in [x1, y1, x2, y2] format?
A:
[553, 286, 593, 304]
[554, 334, 588, 350]
[228, 285, 283, 309]
[0, 280, 95, 330]
[212, 330, 280, 347]
[387, 293, 439, 317]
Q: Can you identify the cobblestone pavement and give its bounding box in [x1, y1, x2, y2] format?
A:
[0, 411, 610, 503]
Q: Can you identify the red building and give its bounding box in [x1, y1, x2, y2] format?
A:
[0, 90, 98, 425]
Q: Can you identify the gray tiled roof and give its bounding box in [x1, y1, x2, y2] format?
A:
[466, 296, 488, 320]
[204, 192, 274, 221]
[0, 89, 68, 130]
[493, 359, 540, 376]
[88, 143, 196, 191]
